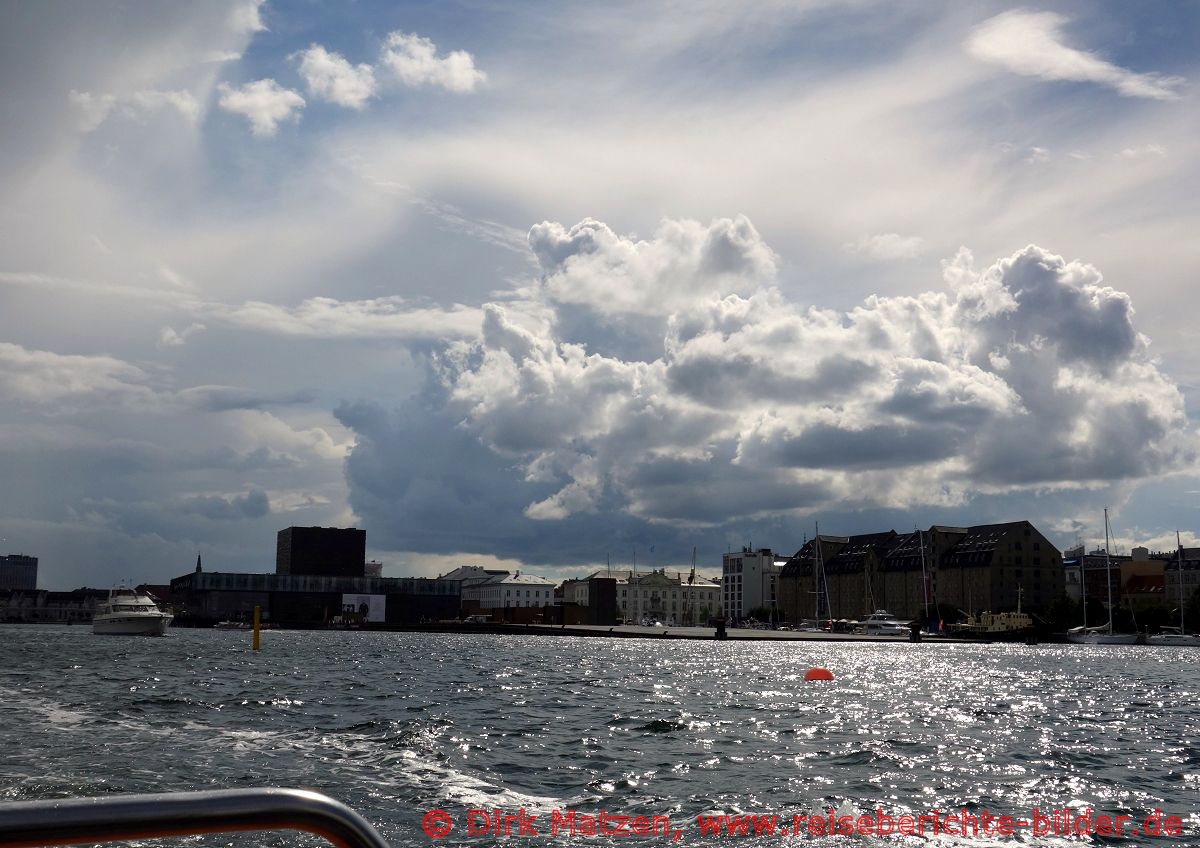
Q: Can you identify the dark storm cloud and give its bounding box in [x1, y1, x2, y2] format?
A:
[178, 488, 270, 520]
[178, 386, 317, 412]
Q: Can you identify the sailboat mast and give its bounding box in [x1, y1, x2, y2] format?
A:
[1104, 508, 1114, 634]
[919, 528, 930, 621]
[813, 521, 825, 620]
[1178, 531, 1185, 633]
[690, 546, 697, 626]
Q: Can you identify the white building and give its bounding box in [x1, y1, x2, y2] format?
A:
[468, 571, 557, 609]
[583, 568, 721, 625]
[722, 547, 786, 622]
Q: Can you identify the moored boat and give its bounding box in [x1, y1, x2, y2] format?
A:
[1148, 533, 1200, 646]
[1066, 626, 1139, 645]
[1067, 509, 1138, 645]
[1147, 626, 1200, 646]
[863, 610, 908, 636]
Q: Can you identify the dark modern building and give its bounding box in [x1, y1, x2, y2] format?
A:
[0, 555, 38, 591]
[169, 570, 460, 626]
[276, 526, 366, 577]
[1, 587, 108, 623]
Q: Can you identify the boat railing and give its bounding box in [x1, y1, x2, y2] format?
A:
[0, 788, 390, 848]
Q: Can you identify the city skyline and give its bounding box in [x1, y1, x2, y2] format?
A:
[2, 1, 1199, 590]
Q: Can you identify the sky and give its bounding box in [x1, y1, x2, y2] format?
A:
[2, 0, 1199, 590]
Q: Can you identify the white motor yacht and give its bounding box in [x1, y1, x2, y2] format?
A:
[93, 588, 173, 635]
[863, 610, 909, 636]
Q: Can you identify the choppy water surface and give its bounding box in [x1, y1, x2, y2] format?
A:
[2, 626, 1198, 846]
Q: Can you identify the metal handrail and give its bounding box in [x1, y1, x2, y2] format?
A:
[0, 788, 390, 848]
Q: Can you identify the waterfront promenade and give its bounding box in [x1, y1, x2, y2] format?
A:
[388, 621, 993, 643]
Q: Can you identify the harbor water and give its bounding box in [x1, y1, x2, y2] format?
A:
[1, 625, 1198, 846]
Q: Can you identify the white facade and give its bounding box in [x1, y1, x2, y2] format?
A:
[599, 569, 721, 625]
[560, 578, 590, 606]
[722, 548, 785, 621]
[1165, 549, 1200, 610]
[471, 572, 557, 609]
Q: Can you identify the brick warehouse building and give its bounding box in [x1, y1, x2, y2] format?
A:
[779, 520, 1064, 622]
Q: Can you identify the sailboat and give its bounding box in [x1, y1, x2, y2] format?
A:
[1148, 532, 1200, 646]
[1068, 509, 1138, 645]
[814, 523, 831, 628]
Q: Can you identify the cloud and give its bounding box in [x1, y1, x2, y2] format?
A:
[0, 342, 156, 410]
[177, 488, 270, 520]
[206, 296, 483, 340]
[67, 90, 117, 132]
[1117, 144, 1167, 160]
[296, 44, 376, 109]
[381, 32, 486, 93]
[530, 215, 777, 319]
[69, 89, 202, 133]
[177, 385, 316, 412]
[336, 217, 1197, 566]
[158, 323, 206, 348]
[846, 232, 926, 261]
[217, 79, 305, 136]
[966, 10, 1186, 100]
[229, 0, 267, 35]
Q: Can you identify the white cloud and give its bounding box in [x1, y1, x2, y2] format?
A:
[69, 89, 201, 133]
[966, 10, 1186, 100]
[404, 219, 1197, 533]
[1117, 144, 1167, 160]
[158, 323, 206, 348]
[846, 233, 926, 261]
[530, 215, 777, 319]
[296, 44, 377, 109]
[1025, 146, 1050, 164]
[229, 0, 267, 35]
[207, 295, 483, 341]
[0, 342, 157, 409]
[381, 32, 486, 93]
[217, 79, 305, 136]
[68, 90, 117, 132]
[128, 90, 203, 124]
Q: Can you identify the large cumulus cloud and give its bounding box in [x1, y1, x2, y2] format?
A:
[338, 216, 1196, 561]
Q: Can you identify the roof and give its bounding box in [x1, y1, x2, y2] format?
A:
[1124, 575, 1165, 594]
[494, 572, 556, 586]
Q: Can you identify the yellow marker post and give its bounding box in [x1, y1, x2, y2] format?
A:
[252, 605, 261, 651]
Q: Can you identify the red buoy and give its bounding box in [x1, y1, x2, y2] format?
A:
[804, 667, 834, 682]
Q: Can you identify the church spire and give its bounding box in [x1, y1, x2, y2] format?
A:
[195, 552, 203, 573]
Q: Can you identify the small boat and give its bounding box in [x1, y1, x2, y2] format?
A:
[1148, 533, 1199, 646]
[93, 588, 173, 636]
[863, 610, 908, 636]
[1066, 626, 1139, 645]
[1147, 626, 1200, 646]
[948, 587, 1036, 641]
[213, 620, 277, 631]
[1068, 509, 1138, 645]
